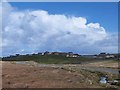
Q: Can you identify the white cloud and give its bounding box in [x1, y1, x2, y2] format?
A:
[1, 2, 118, 56]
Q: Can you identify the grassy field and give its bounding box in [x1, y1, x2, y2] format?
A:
[2, 54, 102, 64]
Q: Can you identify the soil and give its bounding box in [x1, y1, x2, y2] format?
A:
[1, 61, 119, 88]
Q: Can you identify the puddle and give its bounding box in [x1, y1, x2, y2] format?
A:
[15, 61, 28, 65]
[99, 77, 108, 84]
[82, 67, 119, 74]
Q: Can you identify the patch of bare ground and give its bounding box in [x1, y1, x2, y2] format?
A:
[2, 61, 119, 88]
[83, 60, 119, 69]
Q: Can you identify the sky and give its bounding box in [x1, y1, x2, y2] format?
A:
[1, 2, 118, 56]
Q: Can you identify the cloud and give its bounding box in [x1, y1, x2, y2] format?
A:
[1, 2, 118, 56]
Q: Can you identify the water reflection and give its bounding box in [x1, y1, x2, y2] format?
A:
[100, 77, 108, 84]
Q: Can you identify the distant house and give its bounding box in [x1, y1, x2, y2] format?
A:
[47, 52, 52, 55]
[99, 52, 106, 56]
[38, 52, 42, 55]
[44, 51, 49, 55]
[97, 53, 115, 59]
[38, 51, 80, 57]
[41, 53, 44, 55]
[32, 53, 36, 55]
[66, 52, 73, 57]
[66, 53, 80, 57]
[73, 54, 80, 57]
[105, 54, 114, 59]
[97, 52, 106, 59]
[52, 52, 60, 55]
[59, 52, 68, 56]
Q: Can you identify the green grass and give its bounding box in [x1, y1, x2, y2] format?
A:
[3, 54, 118, 64]
[110, 60, 120, 62]
[2, 54, 97, 64]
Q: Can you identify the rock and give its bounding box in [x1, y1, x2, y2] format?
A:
[68, 80, 72, 83]
[2, 74, 5, 77]
[111, 80, 120, 85]
[7, 81, 11, 84]
[88, 80, 92, 85]
[25, 84, 29, 88]
[31, 80, 35, 83]
[34, 69, 37, 72]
